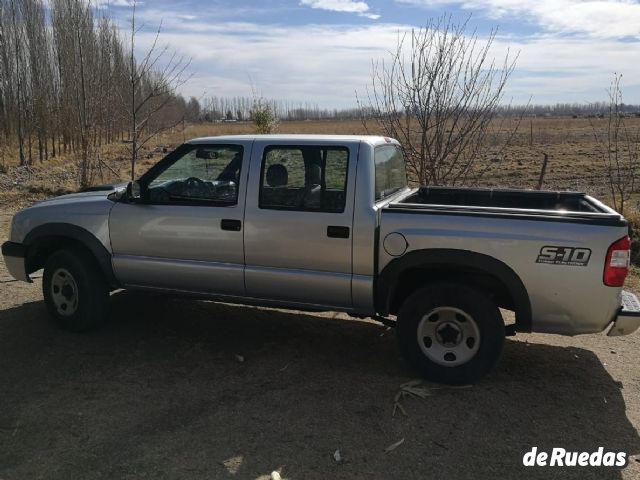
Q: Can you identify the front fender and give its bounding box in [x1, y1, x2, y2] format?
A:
[22, 223, 118, 287]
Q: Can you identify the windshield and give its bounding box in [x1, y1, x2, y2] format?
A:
[374, 144, 408, 201]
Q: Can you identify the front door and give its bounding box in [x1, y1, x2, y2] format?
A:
[109, 141, 250, 296]
[243, 140, 357, 309]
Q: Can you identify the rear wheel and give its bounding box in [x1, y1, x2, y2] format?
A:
[396, 283, 505, 384]
[43, 249, 110, 332]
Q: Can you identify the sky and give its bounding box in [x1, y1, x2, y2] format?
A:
[102, 0, 640, 108]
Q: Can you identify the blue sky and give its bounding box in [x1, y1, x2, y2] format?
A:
[103, 0, 640, 107]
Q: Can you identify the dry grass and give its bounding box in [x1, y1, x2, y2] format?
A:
[0, 115, 636, 209]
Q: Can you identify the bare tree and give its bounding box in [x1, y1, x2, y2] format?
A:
[0, 0, 192, 186]
[358, 15, 517, 186]
[592, 74, 640, 215]
[126, 0, 191, 179]
[51, 0, 100, 186]
[6, 0, 27, 164]
[23, 0, 51, 163]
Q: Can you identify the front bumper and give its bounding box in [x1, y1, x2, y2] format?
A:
[607, 290, 640, 336]
[1, 241, 31, 282]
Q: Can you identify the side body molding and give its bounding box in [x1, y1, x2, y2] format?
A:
[376, 248, 532, 331]
[23, 223, 118, 287]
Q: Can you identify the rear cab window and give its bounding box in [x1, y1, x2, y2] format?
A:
[374, 144, 408, 202]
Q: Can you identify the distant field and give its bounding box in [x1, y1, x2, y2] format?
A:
[0, 116, 635, 210]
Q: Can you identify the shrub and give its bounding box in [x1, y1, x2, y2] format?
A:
[250, 98, 279, 134]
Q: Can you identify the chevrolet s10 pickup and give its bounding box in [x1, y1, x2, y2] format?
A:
[3, 135, 640, 383]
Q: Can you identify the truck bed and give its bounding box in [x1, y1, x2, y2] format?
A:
[379, 185, 629, 336]
[388, 186, 626, 227]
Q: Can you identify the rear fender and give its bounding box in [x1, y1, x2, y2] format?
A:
[376, 248, 532, 332]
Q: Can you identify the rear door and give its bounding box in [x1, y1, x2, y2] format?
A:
[243, 140, 358, 308]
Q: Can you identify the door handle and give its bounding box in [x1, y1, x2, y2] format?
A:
[327, 226, 350, 238]
[221, 219, 242, 231]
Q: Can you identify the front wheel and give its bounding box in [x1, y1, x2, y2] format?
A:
[396, 283, 505, 384]
[43, 248, 110, 332]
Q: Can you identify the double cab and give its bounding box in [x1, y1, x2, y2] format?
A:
[3, 135, 640, 383]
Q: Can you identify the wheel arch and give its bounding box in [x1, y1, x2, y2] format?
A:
[23, 223, 118, 288]
[376, 248, 532, 332]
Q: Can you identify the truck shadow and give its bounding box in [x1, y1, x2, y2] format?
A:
[0, 291, 638, 480]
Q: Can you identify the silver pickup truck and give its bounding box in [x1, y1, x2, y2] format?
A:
[3, 134, 640, 383]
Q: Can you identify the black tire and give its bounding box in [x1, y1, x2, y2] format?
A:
[42, 248, 110, 332]
[396, 283, 505, 385]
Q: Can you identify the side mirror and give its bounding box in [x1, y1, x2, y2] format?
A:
[127, 181, 141, 202]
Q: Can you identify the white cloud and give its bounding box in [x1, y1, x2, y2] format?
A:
[300, 0, 380, 18]
[301, 0, 369, 13]
[126, 17, 640, 106]
[93, 0, 137, 7]
[491, 34, 640, 102]
[396, 0, 640, 38]
[132, 22, 401, 105]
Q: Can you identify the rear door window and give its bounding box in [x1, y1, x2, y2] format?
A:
[259, 145, 349, 213]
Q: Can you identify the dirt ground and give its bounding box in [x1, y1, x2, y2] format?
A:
[1, 209, 640, 480]
[1, 119, 640, 479]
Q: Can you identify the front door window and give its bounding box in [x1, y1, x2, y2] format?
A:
[146, 144, 244, 205]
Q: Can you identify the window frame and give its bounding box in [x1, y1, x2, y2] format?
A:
[137, 143, 245, 207]
[258, 144, 350, 214]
